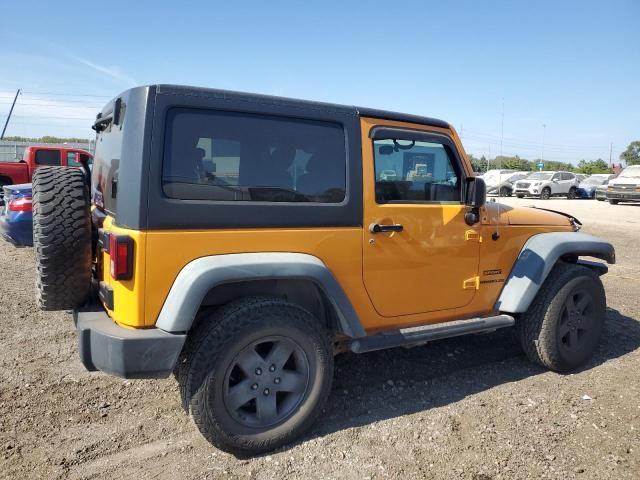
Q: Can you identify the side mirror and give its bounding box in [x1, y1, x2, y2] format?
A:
[464, 177, 486, 225]
[465, 177, 486, 208]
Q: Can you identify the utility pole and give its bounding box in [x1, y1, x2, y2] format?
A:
[609, 142, 613, 168]
[1, 89, 21, 140]
[540, 123, 546, 171]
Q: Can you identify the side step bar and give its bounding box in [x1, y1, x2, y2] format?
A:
[350, 314, 515, 354]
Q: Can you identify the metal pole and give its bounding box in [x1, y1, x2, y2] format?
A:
[540, 123, 546, 171]
[1, 89, 21, 140]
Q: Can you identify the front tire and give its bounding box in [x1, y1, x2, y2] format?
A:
[540, 187, 551, 200]
[516, 194, 525, 199]
[520, 263, 606, 372]
[608, 199, 619, 205]
[567, 187, 577, 199]
[499, 186, 511, 197]
[178, 297, 333, 456]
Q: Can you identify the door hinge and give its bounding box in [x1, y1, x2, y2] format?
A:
[465, 230, 482, 242]
[463, 276, 480, 290]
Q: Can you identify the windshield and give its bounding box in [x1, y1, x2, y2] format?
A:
[619, 166, 640, 178]
[527, 173, 552, 180]
[581, 177, 607, 185]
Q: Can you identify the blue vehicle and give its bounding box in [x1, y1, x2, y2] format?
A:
[576, 174, 614, 199]
[0, 183, 33, 246]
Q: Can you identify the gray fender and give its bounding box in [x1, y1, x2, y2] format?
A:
[155, 252, 366, 337]
[496, 232, 615, 313]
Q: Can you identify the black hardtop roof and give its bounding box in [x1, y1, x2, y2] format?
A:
[152, 84, 450, 129]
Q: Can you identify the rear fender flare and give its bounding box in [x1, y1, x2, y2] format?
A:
[155, 252, 365, 338]
[496, 232, 615, 313]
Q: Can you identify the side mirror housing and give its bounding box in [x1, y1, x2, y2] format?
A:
[464, 177, 486, 225]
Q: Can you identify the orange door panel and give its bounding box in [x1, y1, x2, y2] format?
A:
[361, 117, 480, 317]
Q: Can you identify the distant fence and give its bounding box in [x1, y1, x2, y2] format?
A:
[0, 140, 95, 162]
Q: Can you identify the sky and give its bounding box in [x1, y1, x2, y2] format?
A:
[0, 0, 638, 164]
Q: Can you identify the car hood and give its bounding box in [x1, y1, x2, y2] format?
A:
[482, 202, 575, 227]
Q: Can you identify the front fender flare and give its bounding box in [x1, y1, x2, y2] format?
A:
[155, 252, 366, 338]
[496, 232, 615, 313]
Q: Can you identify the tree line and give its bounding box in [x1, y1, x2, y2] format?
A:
[467, 155, 615, 174]
[469, 140, 640, 174]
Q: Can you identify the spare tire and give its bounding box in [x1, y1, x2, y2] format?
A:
[32, 167, 92, 310]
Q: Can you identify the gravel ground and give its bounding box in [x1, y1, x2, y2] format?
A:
[1, 198, 639, 479]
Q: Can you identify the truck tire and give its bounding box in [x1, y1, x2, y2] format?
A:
[178, 296, 333, 456]
[519, 263, 606, 372]
[32, 167, 92, 311]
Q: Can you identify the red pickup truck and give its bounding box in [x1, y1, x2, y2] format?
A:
[0, 146, 93, 189]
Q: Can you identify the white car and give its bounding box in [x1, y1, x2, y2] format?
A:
[513, 171, 580, 200]
[606, 165, 640, 204]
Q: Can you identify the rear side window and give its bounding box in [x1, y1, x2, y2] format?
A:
[163, 108, 347, 203]
[35, 149, 61, 166]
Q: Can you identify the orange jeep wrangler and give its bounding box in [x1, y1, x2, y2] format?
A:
[31, 85, 615, 456]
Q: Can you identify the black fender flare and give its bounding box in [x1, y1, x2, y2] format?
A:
[496, 232, 615, 313]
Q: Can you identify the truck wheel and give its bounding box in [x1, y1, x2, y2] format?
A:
[519, 263, 606, 372]
[608, 199, 619, 205]
[540, 187, 551, 200]
[178, 297, 333, 456]
[567, 187, 577, 199]
[32, 167, 92, 310]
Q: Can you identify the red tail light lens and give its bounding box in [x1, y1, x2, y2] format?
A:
[7, 196, 32, 212]
[109, 234, 133, 280]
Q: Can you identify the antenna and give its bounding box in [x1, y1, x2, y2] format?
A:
[493, 98, 505, 241]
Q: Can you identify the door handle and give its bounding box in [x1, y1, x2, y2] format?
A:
[369, 223, 403, 234]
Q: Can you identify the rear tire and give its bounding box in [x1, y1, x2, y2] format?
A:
[608, 199, 619, 205]
[519, 263, 606, 372]
[178, 297, 333, 456]
[567, 187, 577, 199]
[499, 186, 511, 197]
[516, 194, 525, 199]
[32, 167, 92, 310]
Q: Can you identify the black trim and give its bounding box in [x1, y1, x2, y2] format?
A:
[98, 281, 114, 310]
[73, 304, 186, 379]
[351, 315, 514, 353]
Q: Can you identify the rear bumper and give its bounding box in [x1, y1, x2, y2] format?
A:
[73, 304, 186, 379]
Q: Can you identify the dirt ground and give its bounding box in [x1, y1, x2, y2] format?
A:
[1, 198, 639, 479]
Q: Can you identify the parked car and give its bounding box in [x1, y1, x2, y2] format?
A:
[30, 84, 616, 456]
[595, 180, 612, 201]
[576, 174, 615, 199]
[606, 165, 640, 204]
[0, 146, 92, 203]
[0, 183, 33, 246]
[575, 174, 588, 183]
[485, 171, 529, 196]
[514, 171, 579, 199]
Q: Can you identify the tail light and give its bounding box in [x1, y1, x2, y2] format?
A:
[109, 234, 133, 280]
[8, 196, 32, 212]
